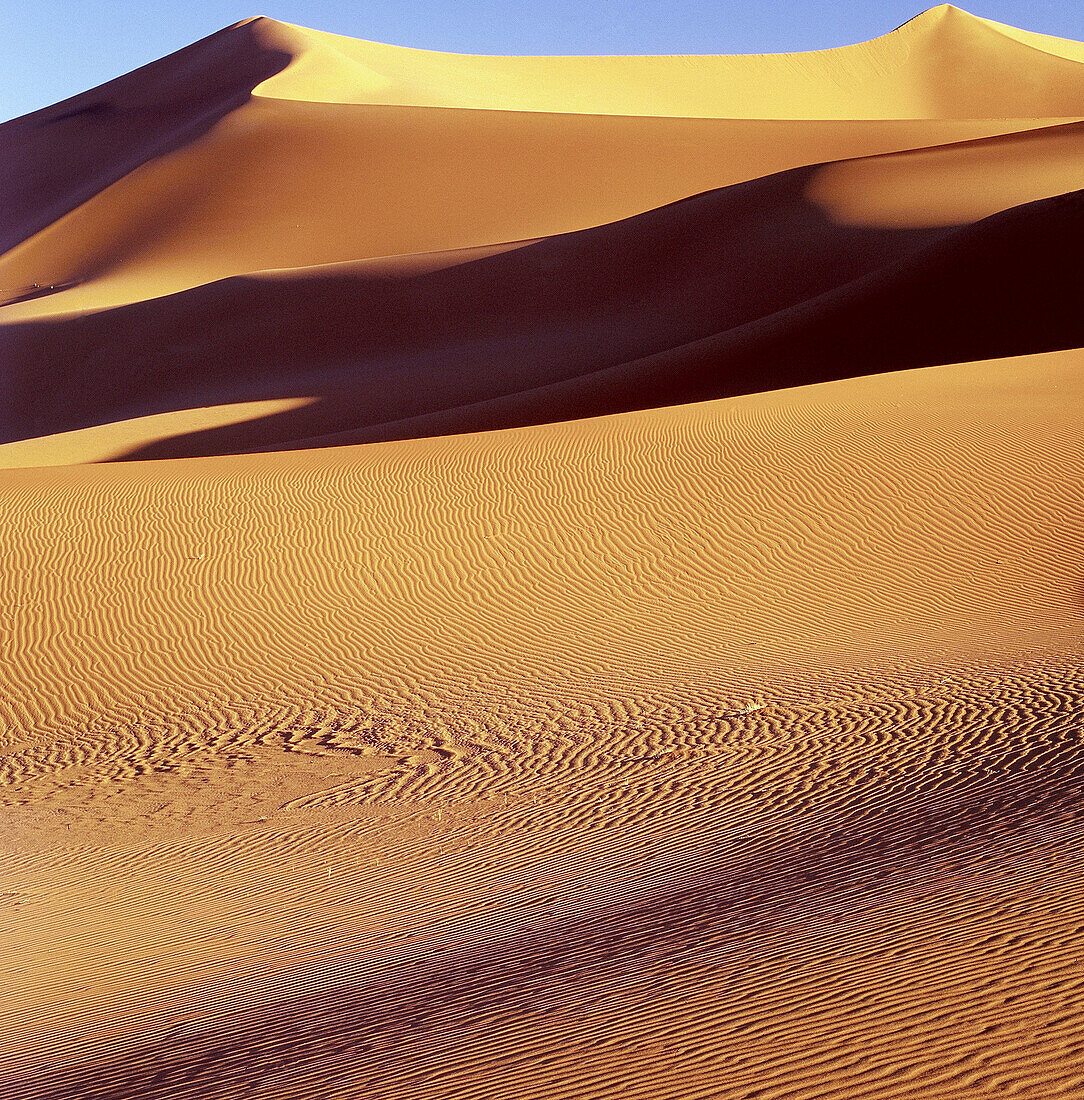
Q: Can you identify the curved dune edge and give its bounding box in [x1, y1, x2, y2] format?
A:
[3, 157, 1082, 460]
[4, 8, 1084, 1100]
[3, 350, 1084, 1098]
[6, 112, 1077, 319]
[0, 397, 317, 469]
[249, 5, 1084, 119]
[4, 5, 1084, 315]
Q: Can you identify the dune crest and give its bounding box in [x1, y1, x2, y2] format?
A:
[3, 8, 1084, 1100]
[250, 6, 1084, 119]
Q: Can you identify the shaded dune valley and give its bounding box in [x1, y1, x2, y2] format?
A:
[2, 6, 1084, 1099]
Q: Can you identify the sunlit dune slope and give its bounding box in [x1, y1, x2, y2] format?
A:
[2, 352, 1084, 1099]
[1, 109, 1060, 316]
[3, 6, 1084, 1100]
[2, 350, 1082, 787]
[3, 129, 1081, 459]
[255, 4, 1084, 118]
[3, 4, 1084, 313]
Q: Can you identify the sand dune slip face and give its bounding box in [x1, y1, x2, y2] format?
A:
[2, 6, 1084, 1100]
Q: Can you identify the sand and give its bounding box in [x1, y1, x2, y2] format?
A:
[1, 6, 1083, 1098]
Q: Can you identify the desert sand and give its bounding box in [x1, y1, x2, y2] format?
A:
[1, 5, 1083, 1098]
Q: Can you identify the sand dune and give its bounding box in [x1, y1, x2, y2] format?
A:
[5, 7, 1084, 316]
[3, 141, 1081, 459]
[2, 6, 1084, 1100]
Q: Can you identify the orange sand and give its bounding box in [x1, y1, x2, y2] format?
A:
[1, 7, 1083, 1099]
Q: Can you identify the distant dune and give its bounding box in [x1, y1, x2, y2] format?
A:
[2, 7, 1083, 1100]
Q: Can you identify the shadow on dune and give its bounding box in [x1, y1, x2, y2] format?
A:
[14, 708, 1083, 1100]
[1, 171, 1081, 459]
[0, 21, 293, 257]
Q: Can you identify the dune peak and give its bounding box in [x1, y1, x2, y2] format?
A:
[3, 5, 1084, 1100]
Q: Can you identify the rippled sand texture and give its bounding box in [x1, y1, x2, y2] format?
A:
[2, 5, 1084, 1099]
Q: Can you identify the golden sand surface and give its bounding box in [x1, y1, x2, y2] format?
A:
[1, 6, 1083, 1098]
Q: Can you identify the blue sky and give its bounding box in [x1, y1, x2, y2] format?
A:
[2, 0, 1082, 122]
